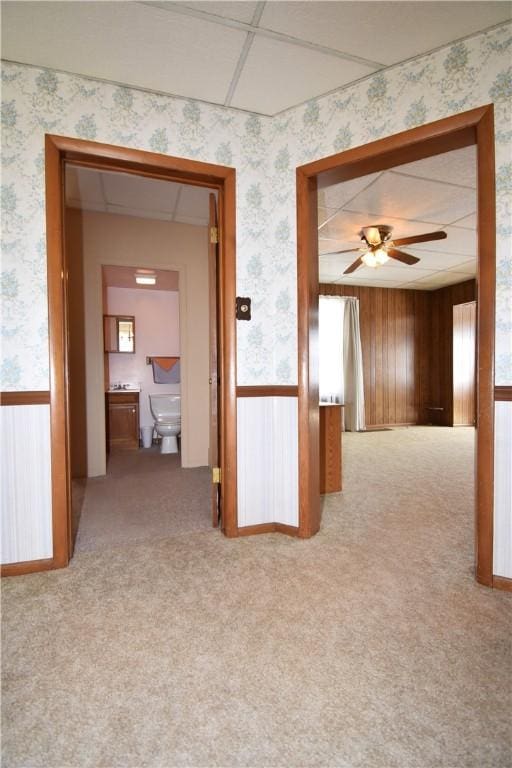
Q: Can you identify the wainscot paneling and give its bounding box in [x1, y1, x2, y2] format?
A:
[493, 401, 512, 579]
[1, 404, 53, 564]
[319, 284, 430, 427]
[237, 397, 298, 528]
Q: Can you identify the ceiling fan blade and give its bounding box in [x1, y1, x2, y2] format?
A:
[344, 256, 363, 274]
[362, 226, 382, 246]
[392, 230, 447, 247]
[387, 248, 420, 265]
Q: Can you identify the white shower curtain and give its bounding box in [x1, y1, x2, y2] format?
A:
[319, 295, 366, 431]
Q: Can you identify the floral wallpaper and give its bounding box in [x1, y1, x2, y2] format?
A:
[265, 24, 512, 386]
[1, 23, 511, 390]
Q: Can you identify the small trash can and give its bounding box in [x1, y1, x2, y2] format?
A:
[141, 426, 153, 448]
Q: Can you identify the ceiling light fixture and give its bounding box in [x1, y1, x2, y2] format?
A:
[361, 247, 390, 268]
[135, 270, 157, 285]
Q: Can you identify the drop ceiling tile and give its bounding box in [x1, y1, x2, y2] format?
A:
[318, 207, 340, 228]
[332, 277, 416, 289]
[347, 171, 476, 225]
[445, 259, 477, 275]
[174, 185, 212, 222]
[395, 248, 477, 271]
[318, 210, 367, 243]
[320, 210, 443, 246]
[102, 173, 180, 213]
[393, 146, 477, 188]
[2, 1, 247, 105]
[318, 173, 382, 211]
[259, 1, 511, 66]
[105, 204, 174, 222]
[451, 212, 477, 230]
[319, 238, 354, 256]
[403, 270, 473, 290]
[319, 252, 357, 276]
[180, 2, 260, 24]
[229, 34, 378, 115]
[358, 264, 434, 282]
[65, 166, 105, 208]
[411, 225, 476, 257]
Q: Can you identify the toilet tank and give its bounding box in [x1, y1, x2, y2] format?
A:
[149, 394, 181, 422]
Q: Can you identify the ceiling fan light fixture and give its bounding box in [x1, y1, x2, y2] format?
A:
[361, 247, 389, 268]
[374, 247, 390, 265]
[361, 251, 378, 268]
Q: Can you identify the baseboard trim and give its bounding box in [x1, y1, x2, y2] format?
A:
[492, 575, 512, 592]
[1, 557, 56, 577]
[236, 522, 300, 537]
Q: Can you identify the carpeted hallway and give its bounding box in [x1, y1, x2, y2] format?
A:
[74, 448, 212, 553]
[2, 427, 511, 767]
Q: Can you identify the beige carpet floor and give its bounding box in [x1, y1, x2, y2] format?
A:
[2, 427, 511, 768]
[74, 448, 211, 553]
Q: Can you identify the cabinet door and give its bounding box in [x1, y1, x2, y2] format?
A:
[109, 403, 139, 448]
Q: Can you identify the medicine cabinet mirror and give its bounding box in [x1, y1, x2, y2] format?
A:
[103, 315, 135, 353]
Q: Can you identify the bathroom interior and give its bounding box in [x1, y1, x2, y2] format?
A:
[103, 265, 183, 456]
[64, 165, 216, 553]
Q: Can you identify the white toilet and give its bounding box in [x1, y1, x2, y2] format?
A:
[149, 394, 181, 454]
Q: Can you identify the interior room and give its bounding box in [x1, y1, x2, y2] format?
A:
[317, 145, 478, 567]
[1, 3, 511, 767]
[65, 166, 216, 552]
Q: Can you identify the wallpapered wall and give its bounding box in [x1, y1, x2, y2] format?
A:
[1, 23, 511, 391]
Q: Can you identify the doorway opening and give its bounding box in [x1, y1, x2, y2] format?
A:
[45, 135, 238, 570]
[296, 106, 496, 586]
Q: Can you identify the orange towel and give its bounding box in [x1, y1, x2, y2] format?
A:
[152, 356, 179, 372]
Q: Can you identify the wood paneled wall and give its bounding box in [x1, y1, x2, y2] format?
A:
[320, 284, 430, 426]
[429, 280, 476, 425]
[319, 279, 476, 428]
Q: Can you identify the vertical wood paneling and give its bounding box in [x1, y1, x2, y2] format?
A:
[375, 288, 383, 424]
[430, 280, 477, 425]
[320, 280, 476, 428]
[320, 283, 429, 427]
[237, 397, 298, 528]
[493, 402, 512, 578]
[1, 405, 53, 564]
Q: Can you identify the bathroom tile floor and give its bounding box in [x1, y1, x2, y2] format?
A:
[74, 447, 212, 553]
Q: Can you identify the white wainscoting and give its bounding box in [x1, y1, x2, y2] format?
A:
[493, 401, 512, 579]
[1, 404, 53, 564]
[237, 397, 298, 528]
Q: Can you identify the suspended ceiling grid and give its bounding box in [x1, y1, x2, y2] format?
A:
[2, 1, 510, 116]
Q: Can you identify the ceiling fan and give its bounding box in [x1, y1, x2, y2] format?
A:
[327, 225, 447, 274]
